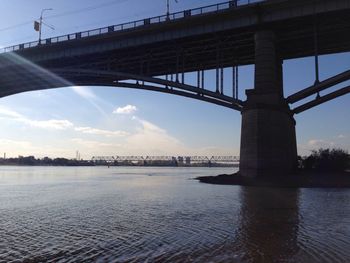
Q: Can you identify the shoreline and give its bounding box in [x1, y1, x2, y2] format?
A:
[0, 164, 236, 168]
[196, 170, 350, 188]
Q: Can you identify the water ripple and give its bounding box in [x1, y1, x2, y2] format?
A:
[0, 167, 349, 262]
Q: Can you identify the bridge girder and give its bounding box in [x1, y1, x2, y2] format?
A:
[293, 85, 350, 114]
[0, 66, 243, 110]
[287, 70, 350, 104]
[56, 69, 243, 110]
[287, 69, 350, 114]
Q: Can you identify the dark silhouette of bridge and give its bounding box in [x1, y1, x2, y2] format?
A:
[91, 155, 239, 166]
[0, 0, 349, 176]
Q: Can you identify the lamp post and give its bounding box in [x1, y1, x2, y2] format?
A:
[166, 0, 178, 20]
[37, 8, 53, 43]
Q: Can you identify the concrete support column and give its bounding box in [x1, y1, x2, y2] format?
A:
[239, 31, 297, 177]
[254, 31, 279, 94]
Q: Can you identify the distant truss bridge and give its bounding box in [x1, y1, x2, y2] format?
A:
[91, 155, 239, 166]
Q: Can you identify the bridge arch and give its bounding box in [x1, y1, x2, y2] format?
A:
[0, 68, 243, 111]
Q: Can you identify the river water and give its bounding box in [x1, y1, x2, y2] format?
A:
[0, 166, 349, 262]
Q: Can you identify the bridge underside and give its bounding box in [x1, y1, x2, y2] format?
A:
[0, 66, 243, 110]
[0, 0, 350, 78]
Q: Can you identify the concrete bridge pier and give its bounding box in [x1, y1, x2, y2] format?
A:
[239, 31, 298, 177]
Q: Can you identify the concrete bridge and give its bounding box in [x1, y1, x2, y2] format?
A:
[0, 0, 349, 176]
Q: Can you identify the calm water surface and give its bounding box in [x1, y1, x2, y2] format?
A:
[0, 166, 349, 262]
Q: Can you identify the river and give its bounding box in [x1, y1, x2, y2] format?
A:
[0, 166, 349, 262]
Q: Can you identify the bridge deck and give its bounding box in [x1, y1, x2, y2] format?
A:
[0, 0, 349, 99]
[1, 0, 349, 75]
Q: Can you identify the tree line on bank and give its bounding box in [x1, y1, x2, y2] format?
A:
[0, 149, 348, 171]
[299, 148, 350, 172]
[0, 156, 94, 166]
[0, 156, 233, 167]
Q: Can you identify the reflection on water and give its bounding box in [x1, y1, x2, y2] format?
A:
[0, 166, 349, 262]
[237, 188, 300, 262]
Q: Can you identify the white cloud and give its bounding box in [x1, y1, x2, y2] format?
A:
[113, 105, 137, 115]
[308, 139, 323, 146]
[0, 106, 127, 136]
[71, 138, 119, 148]
[123, 119, 186, 155]
[0, 106, 235, 158]
[0, 139, 32, 149]
[0, 139, 72, 158]
[139, 119, 164, 133]
[25, 119, 73, 130]
[69, 119, 235, 157]
[74, 127, 129, 137]
[298, 135, 350, 156]
[307, 139, 335, 148]
[0, 106, 73, 130]
[0, 108, 23, 118]
[69, 138, 125, 158]
[115, 118, 235, 156]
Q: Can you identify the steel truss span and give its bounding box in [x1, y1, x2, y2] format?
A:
[91, 156, 240, 163]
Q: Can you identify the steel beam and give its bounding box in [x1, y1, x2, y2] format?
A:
[235, 66, 238, 99]
[0, 67, 244, 110]
[292, 85, 350, 114]
[106, 82, 242, 110]
[287, 69, 350, 103]
[53, 68, 244, 107]
[313, 16, 320, 84]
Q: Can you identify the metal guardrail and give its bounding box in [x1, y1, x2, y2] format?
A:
[0, 0, 264, 54]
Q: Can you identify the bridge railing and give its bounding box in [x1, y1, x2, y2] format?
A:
[0, 0, 265, 54]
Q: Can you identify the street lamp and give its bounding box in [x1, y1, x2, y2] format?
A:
[34, 8, 53, 43]
[166, 0, 178, 20]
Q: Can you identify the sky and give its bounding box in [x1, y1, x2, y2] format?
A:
[0, 0, 349, 159]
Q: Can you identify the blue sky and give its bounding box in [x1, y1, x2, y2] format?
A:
[0, 0, 349, 159]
